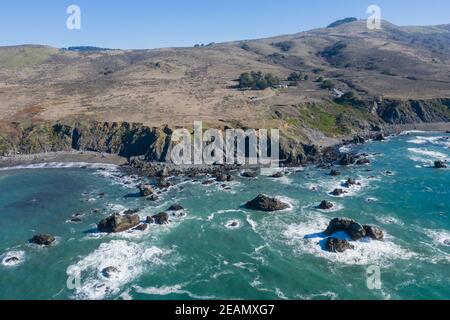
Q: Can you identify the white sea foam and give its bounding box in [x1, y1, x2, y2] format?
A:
[0, 162, 117, 171]
[134, 284, 217, 299]
[408, 148, 448, 159]
[67, 240, 168, 300]
[374, 215, 404, 226]
[1, 250, 26, 267]
[283, 215, 416, 266]
[407, 135, 450, 148]
[423, 229, 450, 247]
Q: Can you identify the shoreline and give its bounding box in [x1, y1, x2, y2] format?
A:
[0, 124, 448, 173]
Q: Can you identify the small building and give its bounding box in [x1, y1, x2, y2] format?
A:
[332, 88, 344, 98]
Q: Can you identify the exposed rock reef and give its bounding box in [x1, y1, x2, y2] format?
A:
[97, 213, 140, 233]
[245, 194, 290, 212]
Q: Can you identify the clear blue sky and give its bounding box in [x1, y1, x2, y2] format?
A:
[1, 0, 449, 49]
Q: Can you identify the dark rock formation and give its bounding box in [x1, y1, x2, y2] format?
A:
[270, 172, 284, 178]
[101, 266, 119, 278]
[331, 189, 347, 196]
[139, 184, 154, 197]
[30, 234, 56, 246]
[364, 225, 384, 241]
[435, 160, 447, 169]
[324, 237, 354, 253]
[318, 201, 334, 210]
[339, 153, 355, 166]
[241, 171, 258, 178]
[156, 178, 171, 188]
[352, 136, 366, 144]
[323, 218, 366, 241]
[245, 194, 289, 212]
[168, 204, 184, 211]
[97, 213, 140, 233]
[149, 212, 170, 225]
[356, 158, 371, 165]
[330, 169, 341, 176]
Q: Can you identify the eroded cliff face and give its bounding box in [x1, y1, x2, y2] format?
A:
[0, 121, 317, 166]
[376, 99, 450, 124]
[0, 97, 448, 166]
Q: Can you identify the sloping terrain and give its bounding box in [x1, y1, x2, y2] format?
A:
[0, 19, 449, 159]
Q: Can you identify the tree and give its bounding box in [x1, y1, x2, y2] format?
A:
[239, 73, 254, 89]
[321, 79, 335, 90]
[288, 72, 302, 82]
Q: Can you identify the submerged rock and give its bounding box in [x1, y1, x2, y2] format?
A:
[30, 234, 56, 246]
[324, 237, 355, 253]
[70, 217, 83, 223]
[363, 225, 384, 241]
[339, 153, 355, 166]
[245, 194, 289, 212]
[216, 174, 228, 182]
[146, 194, 160, 202]
[133, 224, 148, 231]
[323, 218, 366, 241]
[434, 160, 447, 169]
[330, 169, 341, 176]
[344, 178, 358, 188]
[97, 213, 140, 233]
[202, 179, 215, 185]
[270, 172, 284, 178]
[5, 256, 20, 264]
[139, 184, 154, 197]
[356, 158, 371, 165]
[318, 201, 334, 210]
[241, 171, 258, 178]
[101, 266, 119, 278]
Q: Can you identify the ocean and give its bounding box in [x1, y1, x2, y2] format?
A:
[0, 131, 449, 300]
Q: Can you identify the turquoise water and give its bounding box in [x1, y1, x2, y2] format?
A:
[0, 132, 449, 300]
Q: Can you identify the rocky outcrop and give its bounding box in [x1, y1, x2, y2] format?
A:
[435, 160, 447, 169]
[245, 194, 289, 212]
[318, 201, 334, 210]
[168, 204, 184, 211]
[139, 185, 154, 197]
[148, 212, 170, 225]
[97, 213, 140, 233]
[323, 218, 385, 241]
[323, 218, 366, 241]
[364, 225, 384, 241]
[331, 189, 347, 196]
[324, 237, 354, 253]
[30, 234, 56, 246]
[339, 153, 355, 166]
